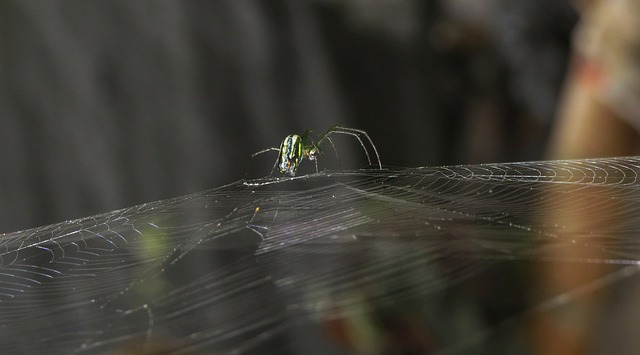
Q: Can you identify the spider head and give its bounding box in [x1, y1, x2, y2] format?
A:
[277, 134, 303, 176]
[307, 146, 320, 160]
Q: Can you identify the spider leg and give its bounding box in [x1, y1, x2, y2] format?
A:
[324, 136, 342, 168]
[300, 129, 313, 142]
[316, 126, 382, 169]
[251, 147, 280, 158]
[251, 147, 280, 175]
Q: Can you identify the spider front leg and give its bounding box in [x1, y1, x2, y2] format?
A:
[316, 126, 382, 169]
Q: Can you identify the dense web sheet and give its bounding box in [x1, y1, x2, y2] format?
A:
[1, 157, 639, 353]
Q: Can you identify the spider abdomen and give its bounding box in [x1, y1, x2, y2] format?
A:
[278, 134, 304, 175]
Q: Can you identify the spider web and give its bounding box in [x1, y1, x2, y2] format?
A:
[0, 157, 639, 353]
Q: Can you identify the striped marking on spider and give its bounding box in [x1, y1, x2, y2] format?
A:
[252, 126, 382, 176]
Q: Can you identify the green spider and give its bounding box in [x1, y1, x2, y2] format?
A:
[252, 126, 382, 176]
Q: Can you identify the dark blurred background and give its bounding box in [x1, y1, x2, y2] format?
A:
[0, 0, 637, 233]
[0, 0, 574, 232]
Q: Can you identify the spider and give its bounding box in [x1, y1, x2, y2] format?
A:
[252, 125, 382, 176]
